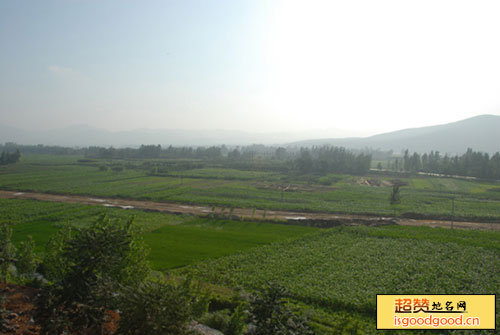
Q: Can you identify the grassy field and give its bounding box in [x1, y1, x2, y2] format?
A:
[2, 198, 317, 269]
[185, 225, 500, 334]
[146, 218, 316, 269]
[1, 154, 500, 221]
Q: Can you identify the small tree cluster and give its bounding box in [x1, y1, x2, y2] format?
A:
[118, 278, 209, 335]
[395, 148, 500, 179]
[35, 215, 205, 335]
[248, 282, 315, 335]
[199, 291, 247, 335]
[294, 147, 371, 175]
[0, 150, 21, 165]
[35, 215, 151, 334]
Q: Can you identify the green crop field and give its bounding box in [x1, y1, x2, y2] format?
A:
[185, 225, 500, 334]
[2, 154, 500, 334]
[145, 218, 317, 270]
[4, 198, 499, 334]
[1, 154, 500, 221]
[2, 198, 317, 269]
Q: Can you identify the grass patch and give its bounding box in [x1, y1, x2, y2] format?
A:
[144, 218, 317, 270]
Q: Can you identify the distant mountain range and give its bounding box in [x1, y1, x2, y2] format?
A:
[1, 115, 499, 154]
[0, 124, 361, 148]
[290, 114, 500, 154]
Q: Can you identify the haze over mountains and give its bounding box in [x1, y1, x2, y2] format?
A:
[0, 124, 364, 148]
[291, 114, 500, 154]
[1, 114, 499, 154]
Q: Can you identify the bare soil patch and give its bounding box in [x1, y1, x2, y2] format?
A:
[1, 283, 39, 335]
[355, 177, 394, 187]
[254, 182, 334, 192]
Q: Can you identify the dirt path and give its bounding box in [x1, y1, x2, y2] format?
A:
[1, 190, 499, 230]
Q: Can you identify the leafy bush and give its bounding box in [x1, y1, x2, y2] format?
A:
[35, 215, 150, 334]
[41, 225, 72, 283]
[248, 282, 315, 335]
[16, 235, 39, 280]
[36, 214, 209, 335]
[118, 279, 197, 335]
[199, 306, 246, 335]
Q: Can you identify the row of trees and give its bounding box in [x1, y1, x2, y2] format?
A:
[393, 149, 500, 179]
[0, 150, 21, 165]
[86, 145, 163, 159]
[0, 143, 80, 155]
[85, 145, 224, 160]
[84, 144, 372, 175]
[294, 147, 372, 175]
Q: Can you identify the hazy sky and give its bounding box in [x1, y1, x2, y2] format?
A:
[1, 0, 500, 135]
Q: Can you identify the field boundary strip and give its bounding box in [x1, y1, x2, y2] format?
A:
[0, 189, 499, 230]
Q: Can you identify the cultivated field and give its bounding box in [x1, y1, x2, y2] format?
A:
[184, 225, 500, 333]
[1, 155, 500, 221]
[1, 154, 499, 334]
[1, 198, 316, 270]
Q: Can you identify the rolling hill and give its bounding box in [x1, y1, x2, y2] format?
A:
[290, 114, 500, 154]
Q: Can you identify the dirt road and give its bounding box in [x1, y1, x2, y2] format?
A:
[1, 190, 499, 230]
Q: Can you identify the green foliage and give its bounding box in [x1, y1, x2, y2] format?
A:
[389, 184, 401, 205]
[188, 226, 500, 334]
[396, 148, 500, 180]
[0, 150, 21, 165]
[35, 213, 222, 334]
[35, 286, 106, 335]
[42, 225, 72, 282]
[248, 282, 314, 335]
[60, 214, 149, 295]
[117, 279, 196, 335]
[35, 215, 151, 334]
[0, 223, 16, 283]
[294, 147, 371, 175]
[15, 235, 39, 280]
[199, 306, 246, 335]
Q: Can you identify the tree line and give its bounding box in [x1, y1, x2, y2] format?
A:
[0, 150, 21, 165]
[294, 146, 372, 175]
[390, 148, 500, 179]
[0, 142, 373, 175]
[11, 141, 500, 179]
[0, 142, 80, 155]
